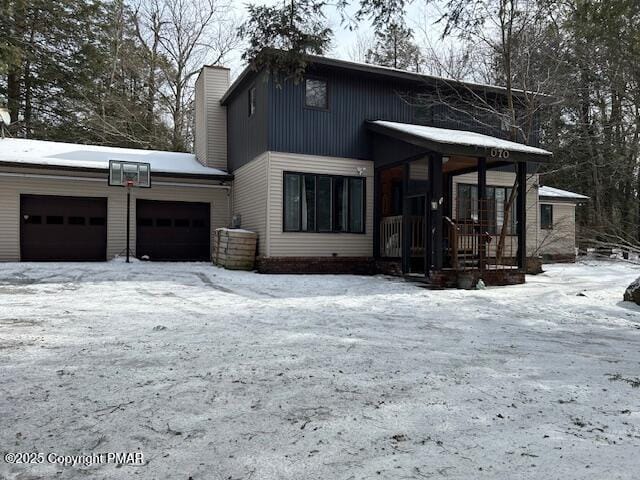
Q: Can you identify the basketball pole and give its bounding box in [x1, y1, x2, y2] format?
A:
[126, 184, 131, 263]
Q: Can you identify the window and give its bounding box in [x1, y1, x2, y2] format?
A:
[175, 219, 190, 228]
[540, 204, 553, 230]
[89, 217, 106, 226]
[501, 114, 512, 132]
[457, 184, 516, 234]
[68, 216, 85, 225]
[46, 216, 64, 225]
[24, 215, 41, 224]
[137, 218, 153, 227]
[192, 219, 206, 228]
[248, 86, 256, 116]
[283, 172, 365, 233]
[156, 218, 171, 227]
[304, 78, 328, 109]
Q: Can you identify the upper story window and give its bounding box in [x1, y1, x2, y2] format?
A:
[304, 78, 328, 110]
[248, 86, 256, 117]
[540, 204, 553, 230]
[500, 114, 512, 132]
[283, 172, 365, 233]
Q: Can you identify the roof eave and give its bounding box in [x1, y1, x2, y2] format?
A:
[221, 52, 551, 105]
[366, 121, 552, 163]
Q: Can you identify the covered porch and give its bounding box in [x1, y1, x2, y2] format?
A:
[368, 121, 552, 286]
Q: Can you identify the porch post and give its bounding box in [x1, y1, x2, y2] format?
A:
[401, 163, 410, 274]
[477, 157, 487, 272]
[373, 168, 381, 260]
[516, 161, 527, 269]
[430, 155, 443, 272]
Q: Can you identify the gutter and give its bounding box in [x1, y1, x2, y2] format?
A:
[0, 160, 233, 181]
[0, 171, 233, 190]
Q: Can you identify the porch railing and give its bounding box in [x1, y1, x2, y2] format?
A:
[380, 215, 402, 257]
[444, 216, 519, 272]
[379, 215, 425, 258]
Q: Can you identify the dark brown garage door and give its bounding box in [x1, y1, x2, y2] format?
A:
[136, 199, 211, 261]
[20, 195, 108, 261]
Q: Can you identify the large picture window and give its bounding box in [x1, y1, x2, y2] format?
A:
[457, 184, 516, 235]
[283, 172, 365, 233]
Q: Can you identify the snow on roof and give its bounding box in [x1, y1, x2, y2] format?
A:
[370, 120, 553, 157]
[0, 138, 229, 177]
[539, 186, 589, 201]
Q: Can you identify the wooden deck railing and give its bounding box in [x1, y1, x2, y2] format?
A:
[380, 215, 402, 257]
[379, 215, 424, 258]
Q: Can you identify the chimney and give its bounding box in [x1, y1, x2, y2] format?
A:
[194, 65, 230, 170]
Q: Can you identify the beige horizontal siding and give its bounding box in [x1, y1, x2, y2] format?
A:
[536, 201, 576, 257]
[452, 171, 540, 255]
[194, 72, 207, 167]
[0, 170, 230, 261]
[231, 152, 268, 255]
[266, 151, 374, 258]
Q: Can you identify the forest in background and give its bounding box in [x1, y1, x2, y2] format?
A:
[2, 0, 640, 246]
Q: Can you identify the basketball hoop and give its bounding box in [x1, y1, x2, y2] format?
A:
[108, 160, 151, 188]
[108, 160, 151, 263]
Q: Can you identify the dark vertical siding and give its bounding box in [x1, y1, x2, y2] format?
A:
[225, 65, 542, 170]
[227, 71, 269, 172]
[268, 71, 414, 161]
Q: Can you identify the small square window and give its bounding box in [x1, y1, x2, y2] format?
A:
[305, 78, 328, 109]
[68, 216, 85, 225]
[156, 218, 171, 227]
[248, 86, 256, 117]
[175, 219, 189, 228]
[89, 217, 106, 226]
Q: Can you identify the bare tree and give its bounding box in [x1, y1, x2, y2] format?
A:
[151, 0, 239, 151]
[347, 31, 376, 63]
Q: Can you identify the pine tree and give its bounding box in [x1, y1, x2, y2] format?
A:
[365, 21, 422, 72]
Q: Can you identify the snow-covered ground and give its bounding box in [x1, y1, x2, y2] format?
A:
[1, 260, 639, 479]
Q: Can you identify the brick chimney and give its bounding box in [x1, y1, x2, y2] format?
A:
[194, 65, 230, 171]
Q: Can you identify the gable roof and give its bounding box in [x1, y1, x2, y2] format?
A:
[539, 186, 589, 201]
[221, 53, 546, 105]
[0, 138, 231, 179]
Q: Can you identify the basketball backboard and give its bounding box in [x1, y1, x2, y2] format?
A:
[109, 160, 151, 188]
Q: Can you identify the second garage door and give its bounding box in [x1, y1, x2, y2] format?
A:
[136, 199, 211, 261]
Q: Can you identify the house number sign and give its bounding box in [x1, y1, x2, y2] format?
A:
[490, 148, 510, 159]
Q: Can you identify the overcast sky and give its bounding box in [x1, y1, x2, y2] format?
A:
[225, 0, 451, 79]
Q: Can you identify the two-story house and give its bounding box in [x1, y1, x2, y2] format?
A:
[0, 53, 582, 286]
[217, 55, 552, 285]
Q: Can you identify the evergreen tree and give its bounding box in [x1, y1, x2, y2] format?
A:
[365, 20, 422, 71]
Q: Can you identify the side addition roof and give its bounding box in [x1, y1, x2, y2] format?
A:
[539, 186, 589, 202]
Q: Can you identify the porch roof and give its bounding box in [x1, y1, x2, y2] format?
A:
[367, 120, 552, 163]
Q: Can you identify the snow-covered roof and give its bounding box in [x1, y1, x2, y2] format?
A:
[0, 138, 229, 177]
[369, 120, 553, 157]
[539, 186, 589, 201]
